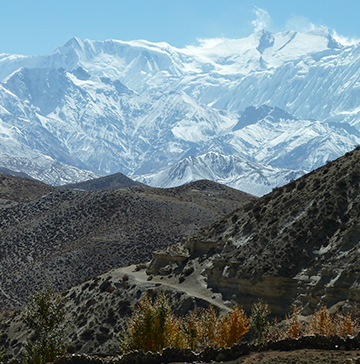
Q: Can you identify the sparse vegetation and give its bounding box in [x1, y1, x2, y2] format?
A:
[217, 305, 250, 347]
[119, 294, 359, 355]
[306, 306, 358, 338]
[268, 304, 359, 342]
[119, 292, 175, 353]
[285, 306, 302, 339]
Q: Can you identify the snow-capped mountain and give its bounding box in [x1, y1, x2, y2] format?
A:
[0, 152, 99, 186]
[0, 66, 236, 176]
[133, 151, 305, 196]
[1, 28, 358, 123]
[0, 28, 359, 194]
[224, 105, 360, 172]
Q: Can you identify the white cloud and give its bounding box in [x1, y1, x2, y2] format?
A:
[285, 16, 316, 33]
[196, 38, 226, 49]
[332, 30, 360, 46]
[251, 7, 271, 32]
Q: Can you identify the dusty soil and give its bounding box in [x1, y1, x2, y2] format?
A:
[230, 349, 360, 363]
[170, 349, 360, 363]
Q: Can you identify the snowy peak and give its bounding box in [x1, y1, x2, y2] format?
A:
[133, 151, 304, 196]
[256, 30, 275, 54]
[63, 37, 85, 50]
[3, 66, 134, 116]
[0, 28, 359, 195]
[0, 27, 345, 85]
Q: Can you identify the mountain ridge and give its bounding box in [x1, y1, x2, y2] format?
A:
[0, 28, 360, 194]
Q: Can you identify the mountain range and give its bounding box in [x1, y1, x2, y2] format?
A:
[1, 28, 360, 195]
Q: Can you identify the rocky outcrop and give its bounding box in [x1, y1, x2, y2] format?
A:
[146, 243, 190, 275]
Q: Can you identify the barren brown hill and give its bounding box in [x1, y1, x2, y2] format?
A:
[0, 173, 54, 203]
[61, 172, 142, 191]
[0, 168, 34, 181]
[0, 178, 256, 310]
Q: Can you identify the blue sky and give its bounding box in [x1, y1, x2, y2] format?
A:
[1, 0, 360, 55]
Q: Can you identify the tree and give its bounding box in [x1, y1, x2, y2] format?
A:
[218, 305, 250, 347]
[250, 298, 271, 344]
[120, 292, 175, 353]
[120, 291, 250, 353]
[23, 283, 67, 364]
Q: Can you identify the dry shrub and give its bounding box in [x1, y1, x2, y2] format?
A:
[286, 306, 302, 339]
[307, 306, 334, 336]
[306, 305, 358, 338]
[269, 305, 359, 342]
[267, 322, 287, 341]
[334, 312, 358, 338]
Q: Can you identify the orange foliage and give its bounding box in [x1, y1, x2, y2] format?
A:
[218, 306, 250, 348]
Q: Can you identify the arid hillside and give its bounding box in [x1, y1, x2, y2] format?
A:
[0, 173, 54, 203]
[2, 148, 360, 360]
[0, 177, 256, 310]
[152, 147, 360, 314]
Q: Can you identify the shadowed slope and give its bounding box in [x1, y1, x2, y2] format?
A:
[0, 173, 54, 203]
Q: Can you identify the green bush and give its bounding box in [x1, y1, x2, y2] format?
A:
[249, 298, 271, 344]
[23, 284, 67, 364]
